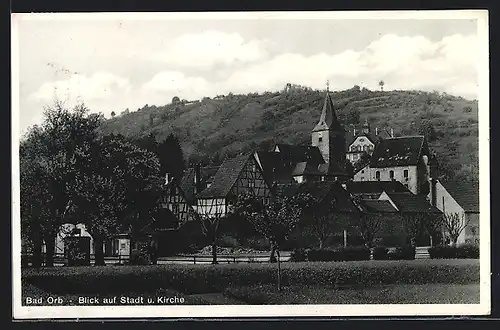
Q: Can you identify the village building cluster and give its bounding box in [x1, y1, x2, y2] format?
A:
[48, 87, 479, 259]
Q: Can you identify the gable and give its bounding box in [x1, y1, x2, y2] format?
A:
[228, 155, 272, 200]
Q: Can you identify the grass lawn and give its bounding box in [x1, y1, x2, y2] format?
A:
[21, 259, 479, 305]
[225, 283, 480, 305]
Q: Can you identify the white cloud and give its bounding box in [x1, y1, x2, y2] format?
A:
[31, 72, 131, 103]
[142, 30, 271, 69]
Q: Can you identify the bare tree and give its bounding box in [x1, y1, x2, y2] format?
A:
[441, 212, 471, 246]
[196, 200, 229, 264]
[236, 193, 305, 291]
[378, 80, 385, 92]
[356, 213, 383, 248]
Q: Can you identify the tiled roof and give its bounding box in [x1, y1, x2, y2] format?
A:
[274, 144, 325, 164]
[346, 181, 412, 195]
[277, 181, 359, 213]
[386, 192, 442, 214]
[442, 180, 480, 213]
[361, 200, 398, 213]
[255, 150, 296, 185]
[312, 91, 343, 132]
[180, 166, 220, 202]
[196, 154, 251, 199]
[292, 161, 323, 176]
[370, 136, 426, 168]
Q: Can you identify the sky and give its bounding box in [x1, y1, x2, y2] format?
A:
[13, 12, 483, 134]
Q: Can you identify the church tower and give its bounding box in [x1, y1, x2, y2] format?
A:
[311, 84, 347, 176]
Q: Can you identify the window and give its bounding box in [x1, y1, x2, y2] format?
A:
[361, 170, 365, 174]
[389, 170, 394, 180]
[404, 170, 409, 178]
[361, 177, 365, 181]
[318, 137, 323, 142]
[360, 138, 365, 142]
[375, 171, 380, 181]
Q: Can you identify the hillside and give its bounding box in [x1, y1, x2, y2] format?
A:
[100, 85, 479, 182]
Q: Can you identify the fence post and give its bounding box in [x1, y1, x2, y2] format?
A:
[193, 256, 196, 265]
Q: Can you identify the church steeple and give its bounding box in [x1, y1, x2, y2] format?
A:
[312, 88, 343, 133]
[311, 84, 347, 179]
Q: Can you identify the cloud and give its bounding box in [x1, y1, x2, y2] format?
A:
[31, 72, 131, 103]
[142, 30, 271, 69]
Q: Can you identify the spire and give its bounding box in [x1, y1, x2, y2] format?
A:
[312, 89, 342, 132]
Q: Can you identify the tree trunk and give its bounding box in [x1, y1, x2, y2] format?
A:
[277, 249, 282, 292]
[211, 239, 218, 264]
[93, 236, 106, 266]
[269, 243, 277, 263]
[318, 238, 324, 250]
[44, 233, 55, 267]
[32, 235, 43, 268]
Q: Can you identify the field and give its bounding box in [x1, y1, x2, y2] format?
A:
[21, 259, 480, 305]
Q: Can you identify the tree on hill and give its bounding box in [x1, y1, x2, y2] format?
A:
[378, 80, 385, 92]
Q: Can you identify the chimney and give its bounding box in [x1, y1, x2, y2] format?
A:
[375, 127, 379, 136]
[194, 163, 202, 194]
[353, 128, 357, 136]
[390, 128, 394, 138]
[165, 173, 170, 185]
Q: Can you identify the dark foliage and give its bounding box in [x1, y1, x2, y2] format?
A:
[307, 247, 371, 262]
[372, 246, 389, 260]
[388, 246, 416, 260]
[428, 244, 479, 259]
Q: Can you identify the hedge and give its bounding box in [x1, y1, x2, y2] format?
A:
[428, 244, 479, 259]
[23, 260, 479, 296]
[291, 247, 369, 262]
[372, 247, 389, 260]
[388, 246, 415, 260]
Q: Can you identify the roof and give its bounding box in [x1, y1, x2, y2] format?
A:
[180, 166, 219, 202]
[274, 144, 325, 164]
[312, 91, 343, 132]
[255, 150, 296, 185]
[442, 180, 480, 213]
[278, 181, 359, 213]
[370, 136, 426, 168]
[292, 161, 322, 176]
[346, 181, 412, 195]
[196, 154, 251, 199]
[361, 200, 398, 213]
[385, 193, 442, 214]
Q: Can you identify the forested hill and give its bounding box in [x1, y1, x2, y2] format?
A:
[100, 85, 479, 182]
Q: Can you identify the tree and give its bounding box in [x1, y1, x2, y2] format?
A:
[110, 111, 116, 118]
[401, 212, 438, 246]
[195, 203, 230, 265]
[157, 133, 185, 179]
[354, 213, 383, 248]
[236, 193, 305, 291]
[19, 101, 101, 266]
[378, 80, 385, 92]
[440, 212, 471, 246]
[72, 134, 163, 265]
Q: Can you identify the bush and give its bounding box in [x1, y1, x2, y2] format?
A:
[429, 244, 479, 259]
[129, 249, 150, 265]
[23, 259, 480, 296]
[307, 247, 371, 262]
[388, 246, 415, 260]
[290, 249, 307, 262]
[372, 246, 389, 260]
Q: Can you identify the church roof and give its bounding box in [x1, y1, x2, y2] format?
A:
[312, 91, 343, 132]
[274, 144, 325, 164]
[255, 150, 295, 185]
[441, 180, 480, 213]
[370, 136, 426, 168]
[196, 154, 252, 199]
[346, 181, 412, 195]
[385, 192, 442, 214]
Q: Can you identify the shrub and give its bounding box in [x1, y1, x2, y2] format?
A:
[129, 249, 150, 265]
[290, 249, 307, 262]
[372, 246, 389, 260]
[429, 244, 479, 259]
[23, 259, 480, 296]
[388, 246, 415, 260]
[307, 247, 371, 262]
